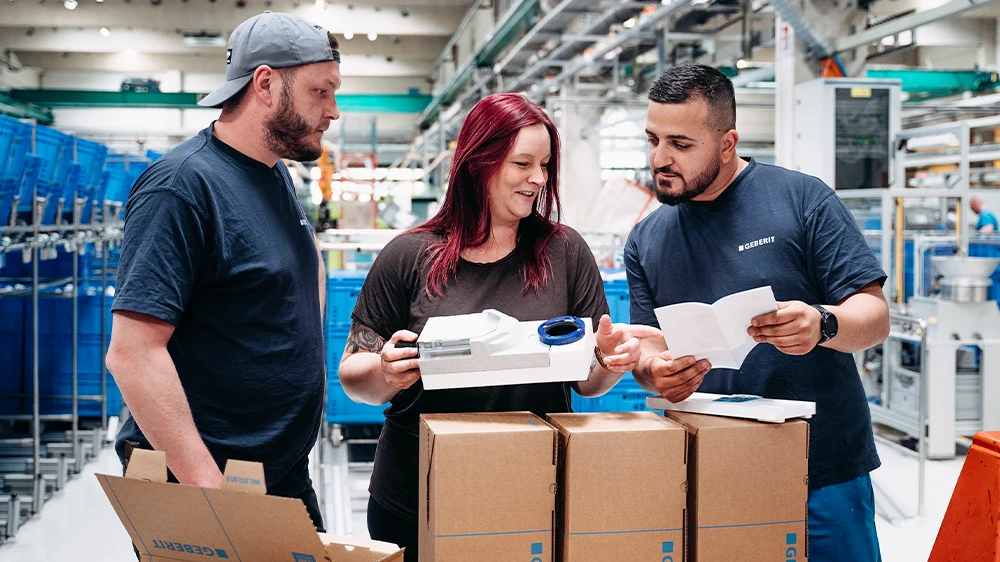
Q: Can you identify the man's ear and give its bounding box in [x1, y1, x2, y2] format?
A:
[720, 129, 739, 164]
[250, 65, 278, 107]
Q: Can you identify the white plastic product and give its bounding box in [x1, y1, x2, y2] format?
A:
[646, 393, 816, 423]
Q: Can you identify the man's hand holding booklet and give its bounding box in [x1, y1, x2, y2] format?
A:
[653, 286, 778, 370]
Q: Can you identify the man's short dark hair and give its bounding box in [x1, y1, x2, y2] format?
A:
[648, 63, 736, 134]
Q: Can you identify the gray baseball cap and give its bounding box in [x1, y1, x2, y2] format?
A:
[198, 11, 341, 108]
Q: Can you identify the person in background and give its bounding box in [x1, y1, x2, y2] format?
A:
[338, 93, 662, 562]
[106, 11, 339, 542]
[971, 195, 998, 232]
[626, 64, 889, 562]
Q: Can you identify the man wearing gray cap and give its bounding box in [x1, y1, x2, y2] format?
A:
[106, 10, 340, 538]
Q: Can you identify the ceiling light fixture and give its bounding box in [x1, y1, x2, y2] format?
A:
[64, 0, 77, 9]
[343, 30, 354, 40]
[622, 17, 636, 29]
[100, 27, 111, 37]
[367, 31, 377, 41]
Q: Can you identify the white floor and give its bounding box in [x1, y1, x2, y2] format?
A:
[0, 437, 967, 561]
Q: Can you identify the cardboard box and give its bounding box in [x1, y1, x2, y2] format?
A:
[97, 449, 404, 562]
[664, 411, 809, 562]
[419, 412, 557, 562]
[546, 411, 687, 562]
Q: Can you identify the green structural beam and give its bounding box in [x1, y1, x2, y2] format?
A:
[8, 89, 431, 113]
[0, 91, 54, 124]
[866, 69, 1000, 100]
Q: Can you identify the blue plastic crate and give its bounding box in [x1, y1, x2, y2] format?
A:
[604, 278, 630, 324]
[573, 375, 649, 413]
[326, 327, 386, 424]
[0, 297, 25, 414]
[0, 116, 31, 221]
[17, 126, 73, 214]
[327, 271, 368, 331]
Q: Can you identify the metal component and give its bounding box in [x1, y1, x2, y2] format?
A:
[5, 494, 20, 538]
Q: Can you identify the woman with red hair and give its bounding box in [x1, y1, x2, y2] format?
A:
[339, 92, 659, 559]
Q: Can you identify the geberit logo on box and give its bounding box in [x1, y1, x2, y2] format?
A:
[785, 532, 799, 561]
[292, 553, 317, 562]
[151, 539, 228, 558]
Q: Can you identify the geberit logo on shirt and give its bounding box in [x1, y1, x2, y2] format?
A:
[739, 236, 776, 252]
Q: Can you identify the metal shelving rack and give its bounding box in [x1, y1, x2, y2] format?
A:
[0, 136, 132, 543]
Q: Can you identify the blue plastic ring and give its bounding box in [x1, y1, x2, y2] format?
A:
[538, 316, 586, 346]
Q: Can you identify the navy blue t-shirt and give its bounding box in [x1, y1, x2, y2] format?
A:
[112, 125, 324, 494]
[625, 158, 886, 490]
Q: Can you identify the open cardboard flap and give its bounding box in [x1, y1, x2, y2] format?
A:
[98, 450, 403, 562]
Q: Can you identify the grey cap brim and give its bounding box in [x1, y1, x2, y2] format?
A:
[197, 74, 254, 108]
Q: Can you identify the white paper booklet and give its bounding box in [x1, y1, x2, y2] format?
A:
[653, 286, 778, 370]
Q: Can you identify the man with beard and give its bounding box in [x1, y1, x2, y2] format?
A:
[106, 11, 338, 535]
[625, 64, 889, 561]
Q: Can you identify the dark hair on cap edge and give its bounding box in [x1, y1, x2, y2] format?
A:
[648, 63, 736, 134]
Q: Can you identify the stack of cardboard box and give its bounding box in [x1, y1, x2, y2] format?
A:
[98, 409, 808, 562]
[419, 410, 808, 562]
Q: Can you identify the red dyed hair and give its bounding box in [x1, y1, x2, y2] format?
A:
[411, 93, 564, 298]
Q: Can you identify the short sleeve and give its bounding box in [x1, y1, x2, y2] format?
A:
[351, 236, 420, 340]
[623, 232, 657, 327]
[111, 189, 207, 326]
[805, 191, 887, 304]
[564, 229, 610, 325]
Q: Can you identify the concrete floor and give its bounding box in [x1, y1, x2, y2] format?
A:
[0, 434, 968, 561]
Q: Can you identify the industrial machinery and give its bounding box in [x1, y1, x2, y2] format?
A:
[796, 78, 1000, 460]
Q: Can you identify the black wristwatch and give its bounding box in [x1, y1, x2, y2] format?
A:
[812, 304, 838, 344]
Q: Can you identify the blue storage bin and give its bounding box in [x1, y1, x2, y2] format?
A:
[19, 287, 119, 417]
[0, 116, 31, 222]
[18, 126, 73, 215]
[604, 278, 630, 324]
[326, 328, 385, 424]
[327, 271, 368, 331]
[146, 149, 164, 162]
[0, 297, 25, 415]
[41, 137, 109, 224]
[573, 375, 649, 413]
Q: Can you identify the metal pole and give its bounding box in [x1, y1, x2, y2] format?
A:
[31, 233, 41, 514]
[917, 319, 927, 516]
[101, 239, 108, 432]
[72, 231, 80, 473]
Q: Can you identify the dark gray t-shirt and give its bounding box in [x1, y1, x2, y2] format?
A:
[112, 125, 325, 494]
[625, 158, 886, 490]
[352, 228, 610, 521]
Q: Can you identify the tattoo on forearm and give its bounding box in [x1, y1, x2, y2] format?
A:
[346, 323, 386, 354]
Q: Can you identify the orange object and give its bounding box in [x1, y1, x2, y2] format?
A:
[820, 57, 844, 78]
[929, 431, 1000, 562]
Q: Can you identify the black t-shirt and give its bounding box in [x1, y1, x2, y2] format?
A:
[625, 158, 886, 490]
[352, 228, 610, 521]
[112, 125, 325, 495]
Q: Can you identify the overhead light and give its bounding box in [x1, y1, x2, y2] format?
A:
[899, 30, 913, 46]
[881, 35, 895, 47]
[64, 0, 78, 9]
[623, 17, 637, 29]
[736, 59, 748, 69]
[367, 31, 377, 41]
[122, 48, 138, 61]
[344, 30, 354, 40]
[310, 166, 322, 181]
[315, 0, 323, 9]
[96, 0, 104, 2]
[100, 27, 110, 37]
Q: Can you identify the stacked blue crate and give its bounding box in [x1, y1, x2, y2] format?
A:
[326, 271, 385, 424]
[0, 251, 27, 415]
[0, 115, 32, 222]
[42, 137, 108, 224]
[18, 125, 74, 217]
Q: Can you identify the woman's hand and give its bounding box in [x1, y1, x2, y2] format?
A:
[594, 315, 664, 373]
[380, 330, 422, 391]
